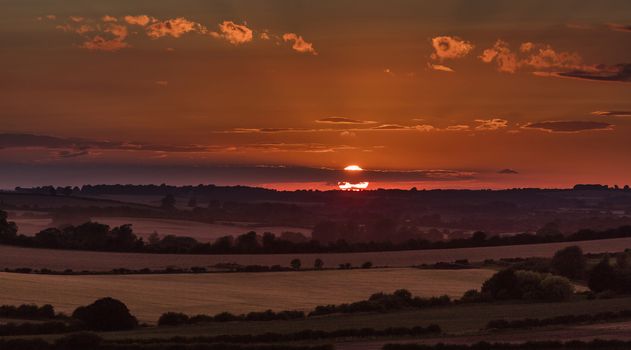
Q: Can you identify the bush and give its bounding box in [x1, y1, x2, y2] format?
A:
[481, 269, 573, 301]
[0, 304, 57, 319]
[551, 246, 586, 279]
[290, 259, 301, 270]
[72, 297, 138, 331]
[540, 275, 573, 301]
[158, 312, 189, 326]
[588, 258, 618, 292]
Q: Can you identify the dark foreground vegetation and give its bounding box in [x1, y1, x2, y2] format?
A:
[486, 309, 631, 330]
[0, 333, 334, 350]
[3, 209, 631, 255]
[121, 325, 441, 344]
[384, 340, 631, 350]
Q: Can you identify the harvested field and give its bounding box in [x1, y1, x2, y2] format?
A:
[0, 268, 493, 322]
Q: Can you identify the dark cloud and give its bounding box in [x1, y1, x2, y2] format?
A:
[498, 168, 519, 174]
[0, 162, 476, 188]
[316, 117, 375, 124]
[0, 133, 363, 157]
[0, 133, 209, 153]
[523, 121, 613, 133]
[608, 23, 631, 32]
[553, 64, 631, 83]
[592, 110, 631, 117]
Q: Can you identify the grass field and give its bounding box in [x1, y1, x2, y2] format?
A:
[2, 237, 631, 271]
[91, 216, 311, 242]
[0, 268, 493, 323]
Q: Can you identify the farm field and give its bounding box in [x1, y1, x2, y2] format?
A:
[91, 216, 311, 242]
[2, 237, 631, 271]
[0, 268, 494, 323]
[8, 213, 311, 240]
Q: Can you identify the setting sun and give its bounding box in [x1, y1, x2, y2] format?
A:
[344, 165, 363, 171]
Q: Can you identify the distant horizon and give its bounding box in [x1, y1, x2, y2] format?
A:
[5, 181, 624, 193]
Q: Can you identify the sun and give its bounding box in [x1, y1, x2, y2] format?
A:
[344, 165, 363, 171]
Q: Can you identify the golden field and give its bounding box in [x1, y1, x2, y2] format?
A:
[0, 268, 494, 323]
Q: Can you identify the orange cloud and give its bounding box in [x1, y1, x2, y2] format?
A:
[56, 23, 95, 35]
[124, 15, 154, 26]
[212, 21, 253, 45]
[520, 42, 534, 52]
[480, 40, 518, 73]
[146, 17, 205, 39]
[591, 110, 631, 117]
[415, 124, 438, 132]
[102, 15, 117, 23]
[522, 46, 584, 71]
[104, 23, 128, 41]
[475, 118, 509, 131]
[282, 33, 317, 55]
[429, 63, 455, 72]
[430, 36, 474, 61]
[80, 35, 129, 52]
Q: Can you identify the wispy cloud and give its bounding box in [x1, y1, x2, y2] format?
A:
[429, 63, 455, 73]
[0, 133, 367, 158]
[475, 118, 509, 131]
[523, 121, 613, 133]
[591, 110, 631, 117]
[316, 117, 376, 124]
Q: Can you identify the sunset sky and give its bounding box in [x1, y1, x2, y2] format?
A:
[1, 0, 630, 189]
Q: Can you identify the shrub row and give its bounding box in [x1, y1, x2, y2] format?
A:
[157, 290, 451, 324]
[383, 339, 631, 350]
[158, 310, 306, 326]
[309, 290, 452, 316]
[0, 333, 333, 350]
[116, 325, 442, 344]
[0, 303, 58, 319]
[486, 309, 631, 330]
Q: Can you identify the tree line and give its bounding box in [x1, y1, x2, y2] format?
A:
[3, 209, 631, 255]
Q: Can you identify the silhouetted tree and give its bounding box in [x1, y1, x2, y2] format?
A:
[588, 258, 617, 293]
[314, 258, 324, 270]
[0, 210, 17, 241]
[290, 258, 301, 270]
[72, 298, 137, 331]
[551, 246, 586, 279]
